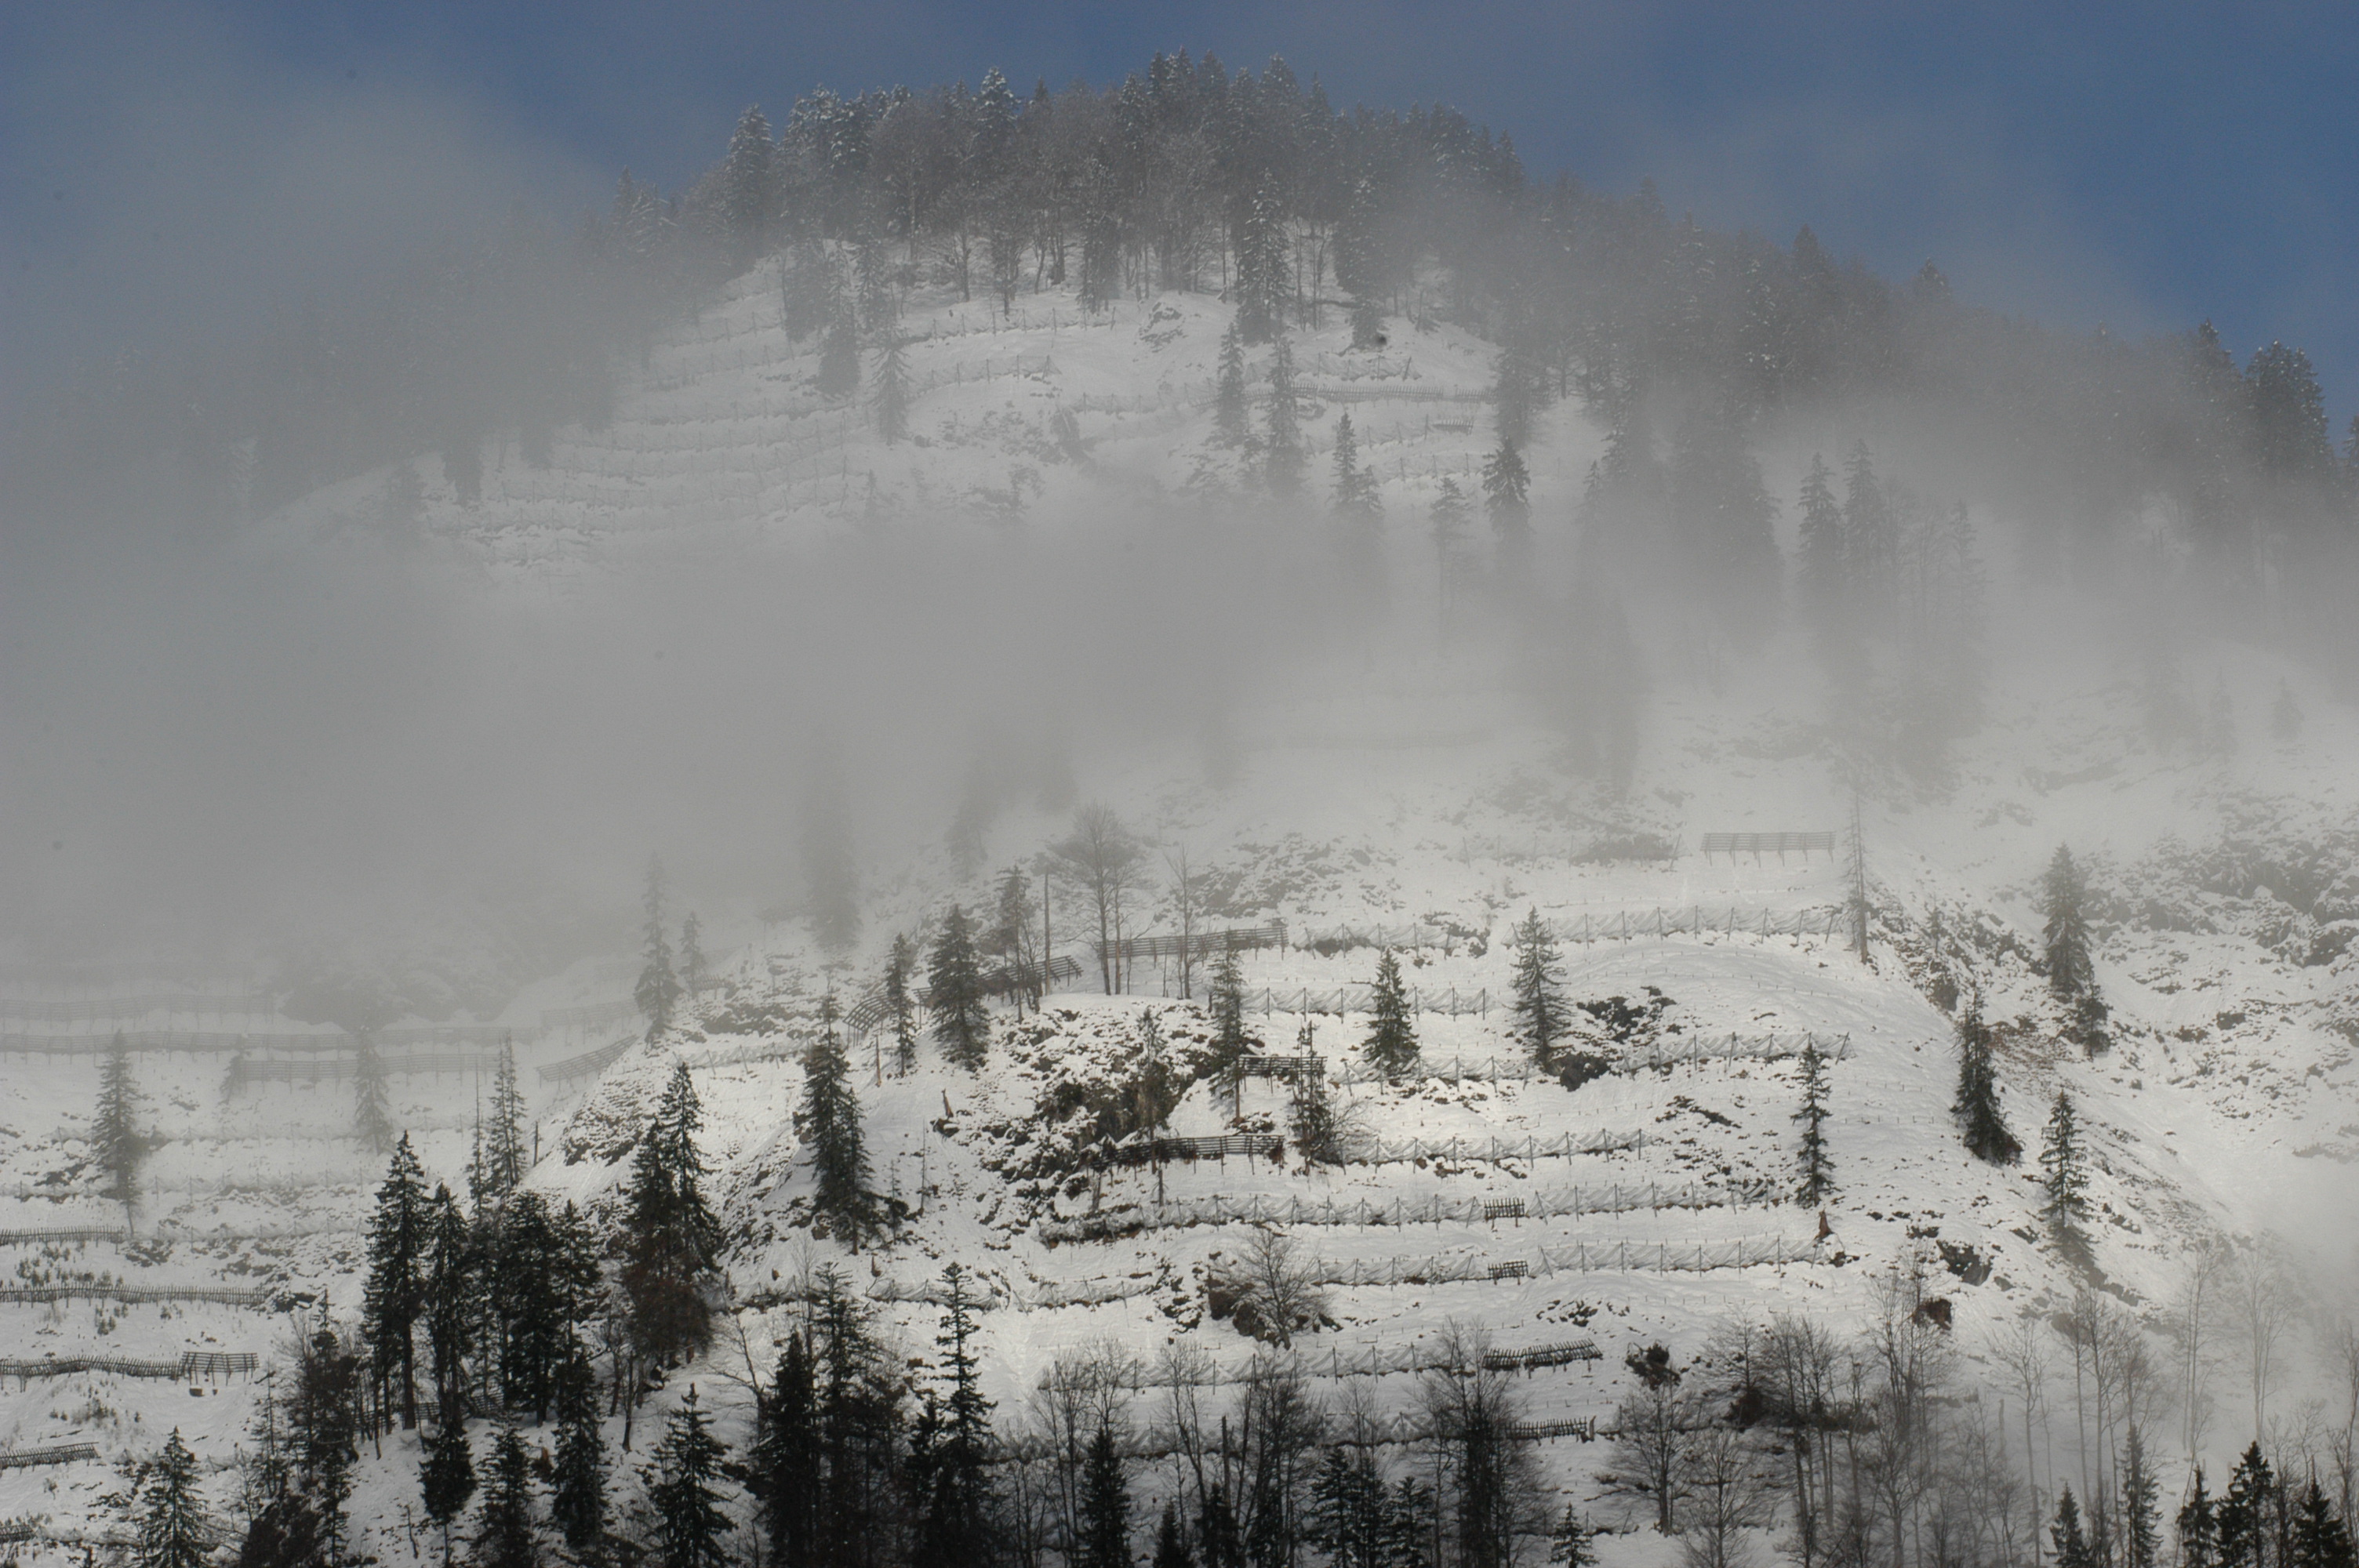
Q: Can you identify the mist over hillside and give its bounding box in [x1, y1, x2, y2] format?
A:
[2, 45, 2357, 1568]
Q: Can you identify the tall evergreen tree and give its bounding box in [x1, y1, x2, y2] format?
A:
[1794, 1039, 1834, 1204]
[620, 1063, 723, 1370]
[1481, 438, 1532, 578]
[1214, 321, 1249, 446]
[911, 1265, 994, 1568]
[1548, 1505, 1592, 1567]
[873, 336, 911, 443]
[2123, 1428, 2161, 1568]
[2043, 845, 2095, 998]
[1953, 1004, 2019, 1163]
[1263, 335, 1303, 495]
[2180, 1468, 2219, 1568]
[679, 913, 708, 1000]
[637, 857, 684, 1032]
[795, 1007, 870, 1243]
[482, 1037, 526, 1200]
[1331, 412, 1380, 518]
[1152, 1501, 1196, 1568]
[1797, 453, 1845, 637]
[423, 1182, 478, 1432]
[886, 933, 921, 1074]
[288, 1321, 365, 1561]
[2039, 1091, 2090, 1234]
[1080, 1424, 1131, 1568]
[641, 1388, 733, 1568]
[1361, 949, 1419, 1077]
[362, 1134, 432, 1432]
[493, 1191, 597, 1421]
[2220, 1444, 2277, 1568]
[422, 1421, 478, 1563]
[471, 1425, 539, 1568]
[354, 1033, 394, 1154]
[2052, 1488, 2094, 1568]
[93, 1030, 146, 1207]
[1288, 1017, 1343, 1166]
[1309, 1443, 1391, 1568]
[2292, 1482, 2357, 1568]
[1207, 946, 1258, 1081]
[549, 1350, 608, 1558]
[811, 1272, 906, 1568]
[754, 1330, 819, 1568]
[927, 905, 991, 1070]
[1507, 909, 1566, 1066]
[118, 1428, 217, 1568]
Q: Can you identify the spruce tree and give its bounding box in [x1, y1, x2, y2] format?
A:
[471, 1425, 539, 1568]
[1482, 437, 1532, 576]
[636, 857, 683, 1032]
[2122, 1428, 2161, 1568]
[1214, 321, 1249, 446]
[1309, 1444, 1390, 1568]
[886, 934, 921, 1074]
[679, 913, 707, 1000]
[1263, 335, 1303, 496]
[1152, 1501, 1196, 1568]
[422, 1422, 478, 1563]
[1794, 1039, 1833, 1204]
[1361, 949, 1419, 1077]
[354, 1033, 394, 1154]
[549, 1351, 607, 1557]
[1207, 946, 1258, 1080]
[93, 1030, 146, 1207]
[1332, 412, 1380, 519]
[2221, 1444, 2277, 1568]
[2039, 1091, 2090, 1233]
[2179, 1468, 2219, 1568]
[122, 1428, 217, 1568]
[423, 1182, 477, 1432]
[913, 1264, 994, 1568]
[642, 1388, 733, 1568]
[1548, 1505, 1592, 1567]
[1954, 1004, 2019, 1163]
[2052, 1488, 2093, 1568]
[1289, 1018, 1343, 1166]
[2043, 845, 2095, 999]
[491, 1191, 584, 1421]
[1797, 453, 1845, 637]
[754, 1332, 820, 1568]
[794, 1007, 870, 1243]
[1430, 477, 1469, 638]
[1507, 908, 1566, 1065]
[2292, 1482, 2357, 1568]
[873, 336, 911, 443]
[620, 1063, 723, 1370]
[482, 1037, 526, 1200]
[362, 1134, 431, 1431]
[1080, 1423, 1131, 1568]
[927, 905, 990, 1070]
[288, 1322, 364, 1559]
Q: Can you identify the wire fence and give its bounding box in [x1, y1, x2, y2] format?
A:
[0, 1445, 99, 1472]
[0, 1352, 256, 1383]
[1037, 1176, 1776, 1243]
[0, 1283, 271, 1307]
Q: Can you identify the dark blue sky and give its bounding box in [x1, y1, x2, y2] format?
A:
[5, 1, 2356, 419]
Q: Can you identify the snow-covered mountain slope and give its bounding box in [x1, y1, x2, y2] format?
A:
[7, 268, 2359, 1559]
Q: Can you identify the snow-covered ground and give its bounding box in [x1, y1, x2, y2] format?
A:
[5, 268, 2357, 1559]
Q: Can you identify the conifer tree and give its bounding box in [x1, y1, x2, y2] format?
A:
[2043, 845, 2095, 999]
[886, 933, 921, 1074]
[482, 1037, 526, 1200]
[93, 1030, 146, 1207]
[1361, 949, 1419, 1077]
[873, 336, 911, 443]
[1481, 438, 1532, 576]
[422, 1421, 478, 1563]
[1953, 1005, 2019, 1163]
[1263, 335, 1303, 496]
[1214, 321, 1249, 446]
[1507, 909, 1566, 1065]
[1794, 1039, 1833, 1204]
[471, 1426, 539, 1568]
[2179, 1468, 2219, 1568]
[912, 1264, 994, 1568]
[754, 1332, 820, 1568]
[362, 1134, 432, 1431]
[1549, 1504, 1593, 1567]
[2039, 1091, 2090, 1233]
[1332, 412, 1380, 519]
[1430, 477, 1469, 639]
[927, 905, 990, 1070]
[818, 309, 861, 400]
[1152, 1501, 1196, 1568]
[1797, 454, 1845, 634]
[1080, 1423, 1131, 1568]
[1207, 946, 1257, 1080]
[679, 913, 707, 1000]
[2221, 1444, 2277, 1568]
[1309, 1443, 1391, 1568]
[1198, 1487, 1244, 1568]
[795, 1006, 870, 1243]
[492, 1191, 594, 1421]
[2292, 1481, 2356, 1568]
[637, 857, 684, 1032]
[2122, 1428, 2161, 1568]
[620, 1063, 723, 1370]
[423, 1182, 477, 1432]
[354, 1033, 394, 1154]
[288, 1321, 365, 1559]
[119, 1428, 216, 1568]
[642, 1388, 733, 1568]
[1289, 1018, 1343, 1166]
[549, 1351, 607, 1557]
[2052, 1487, 2093, 1568]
